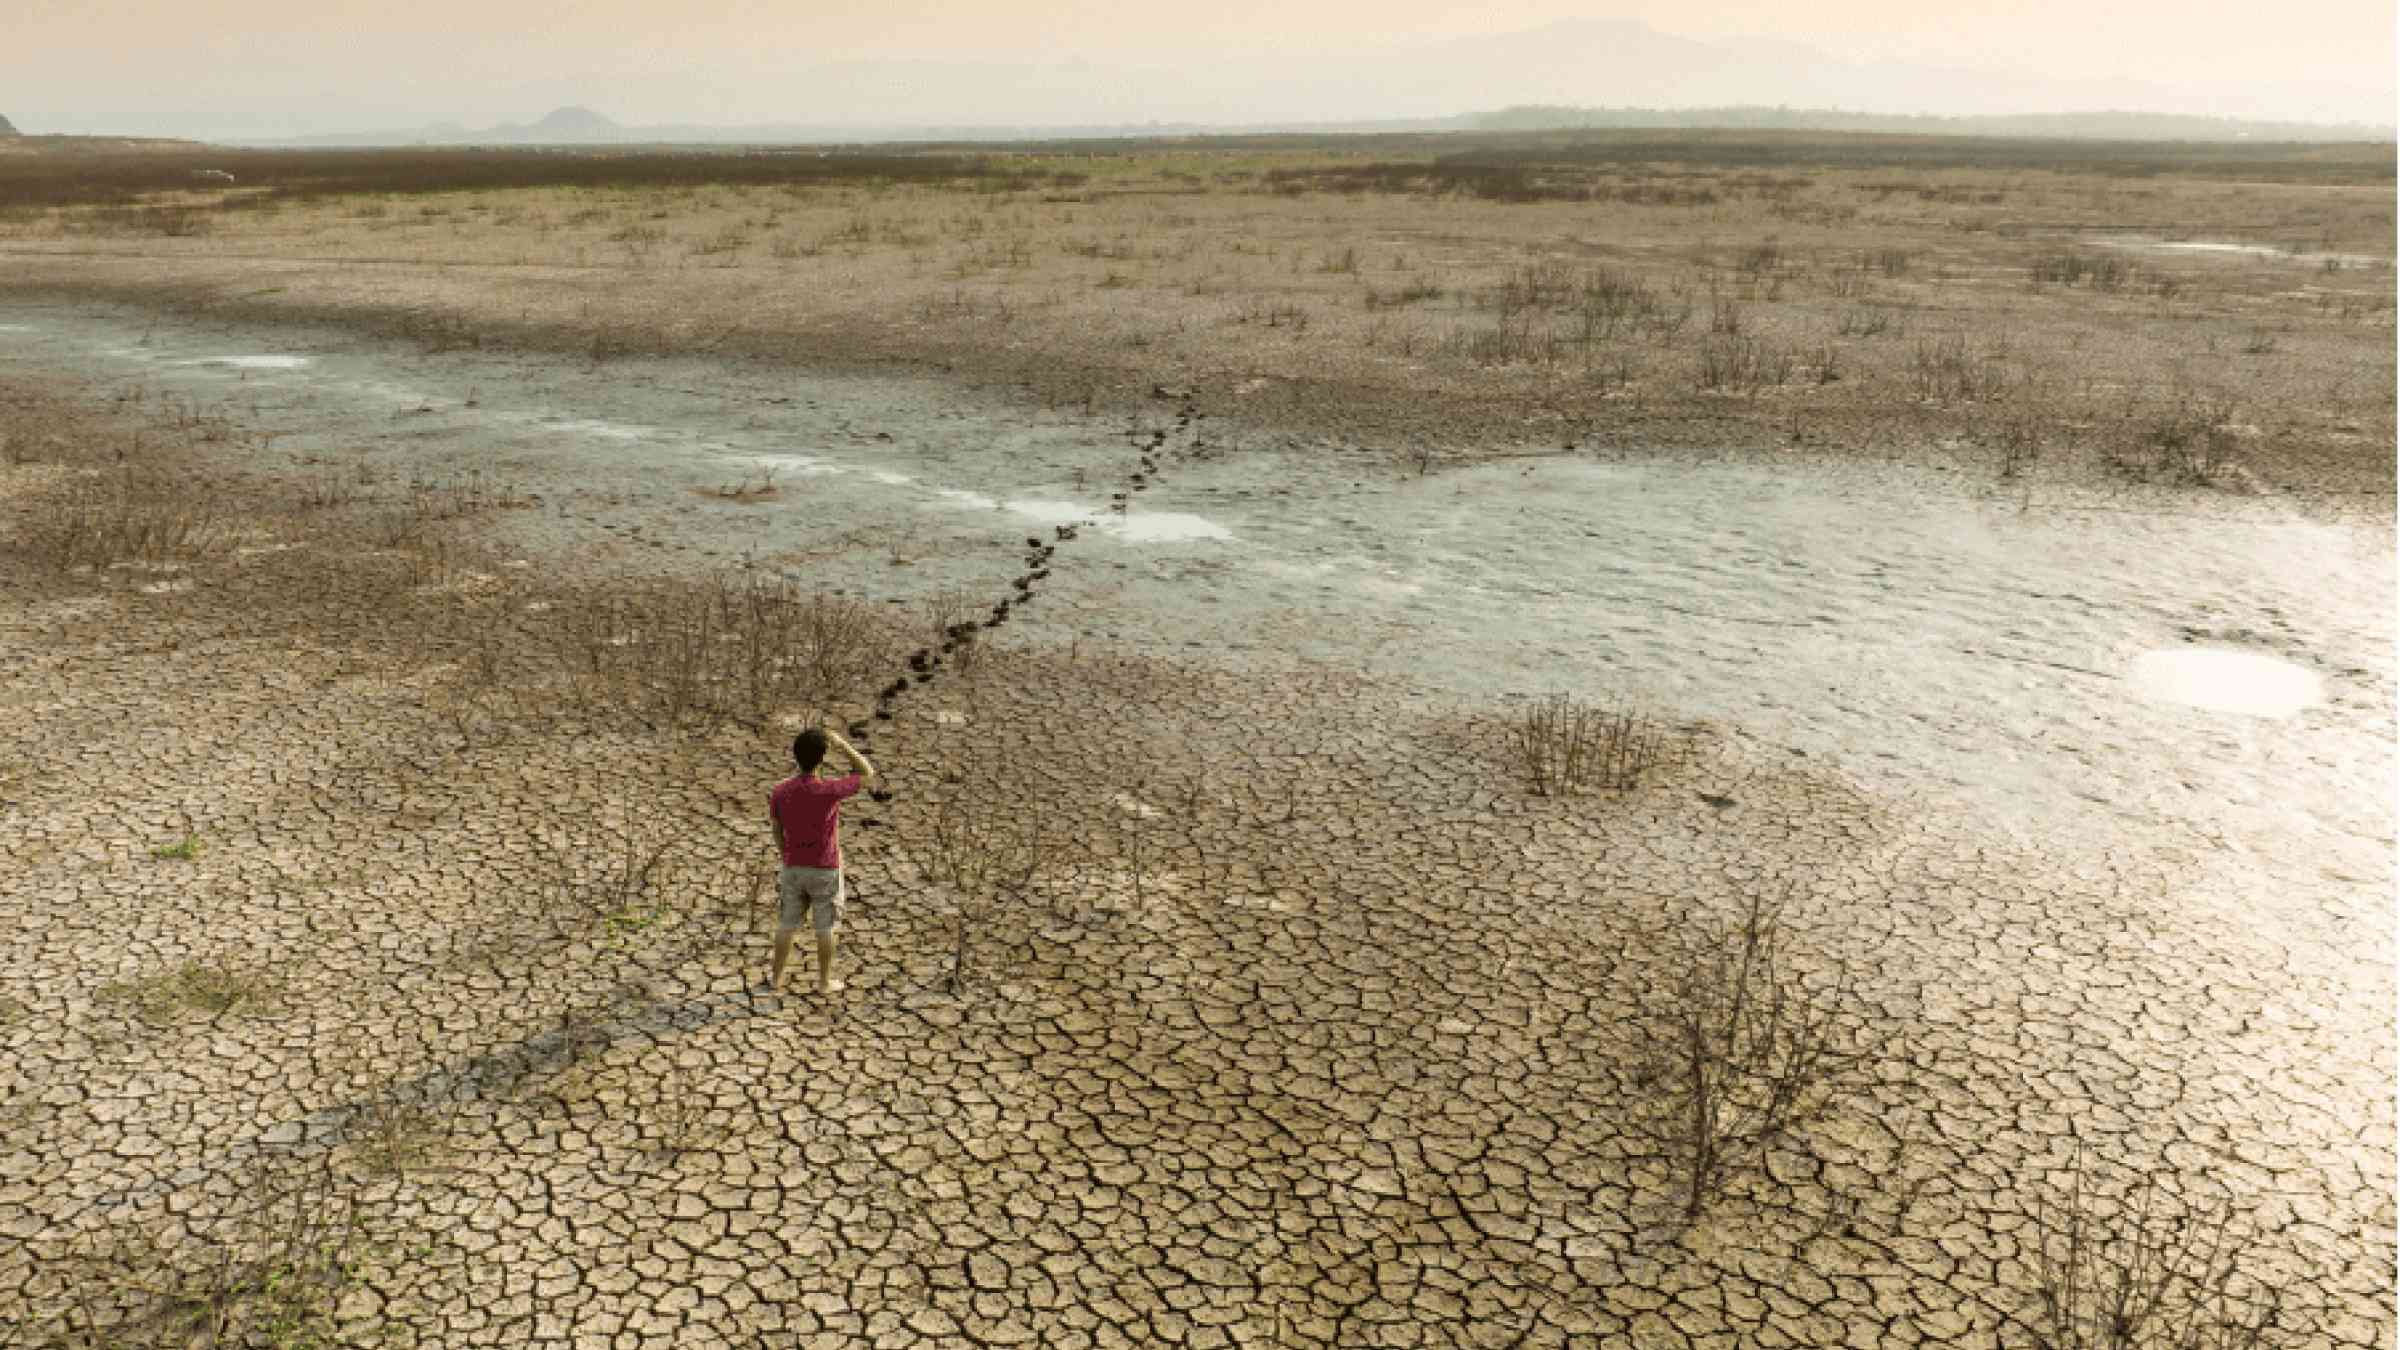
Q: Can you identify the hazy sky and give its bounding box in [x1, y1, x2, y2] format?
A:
[10, 0, 2394, 134]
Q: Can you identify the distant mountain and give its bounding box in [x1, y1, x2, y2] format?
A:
[523, 106, 619, 140]
[402, 105, 624, 144]
[0, 114, 18, 137]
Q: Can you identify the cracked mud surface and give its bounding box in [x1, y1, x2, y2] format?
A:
[1, 299, 2392, 1346]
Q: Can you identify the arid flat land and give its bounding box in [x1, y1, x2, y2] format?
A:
[0, 134, 2393, 498]
[0, 134, 2393, 1348]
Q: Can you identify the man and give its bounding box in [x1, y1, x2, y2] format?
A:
[768, 724, 878, 996]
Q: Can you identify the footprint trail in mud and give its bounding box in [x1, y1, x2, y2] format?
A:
[844, 390, 1207, 832]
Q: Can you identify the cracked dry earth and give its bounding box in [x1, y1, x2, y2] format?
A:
[2, 354, 2394, 1345]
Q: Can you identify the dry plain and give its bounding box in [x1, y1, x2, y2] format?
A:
[0, 134, 2394, 1348]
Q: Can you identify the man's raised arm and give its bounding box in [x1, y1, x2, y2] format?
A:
[825, 728, 879, 788]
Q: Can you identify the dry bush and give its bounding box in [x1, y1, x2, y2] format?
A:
[2015, 1146, 2301, 1350]
[1394, 443, 1440, 477]
[344, 1078, 464, 1180]
[1508, 693, 1675, 796]
[1633, 889, 1881, 1224]
[515, 799, 682, 950]
[1990, 412, 2049, 481]
[1450, 264, 1691, 369]
[17, 467, 225, 571]
[2136, 404, 2245, 487]
[920, 584, 986, 675]
[894, 791, 1050, 994]
[706, 463, 781, 503]
[402, 467, 529, 519]
[1363, 278, 1444, 309]
[1909, 333, 2012, 403]
[293, 465, 369, 511]
[1696, 334, 1795, 392]
[37, 1157, 361, 1349]
[2030, 252, 2132, 291]
[640, 1057, 722, 1158]
[557, 576, 895, 730]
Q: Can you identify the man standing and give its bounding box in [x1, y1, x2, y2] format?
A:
[768, 724, 878, 996]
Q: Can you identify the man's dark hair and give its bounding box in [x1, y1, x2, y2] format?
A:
[793, 729, 829, 772]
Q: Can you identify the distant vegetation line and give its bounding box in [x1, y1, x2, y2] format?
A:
[0, 150, 1076, 209]
[0, 126, 2390, 213]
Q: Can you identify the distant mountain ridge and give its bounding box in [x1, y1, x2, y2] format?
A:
[0, 114, 18, 137]
[224, 18, 2394, 147]
[251, 101, 2394, 150]
[1470, 106, 2395, 141]
[251, 107, 1458, 148]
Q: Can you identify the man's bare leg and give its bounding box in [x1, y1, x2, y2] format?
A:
[770, 929, 796, 991]
[816, 932, 842, 995]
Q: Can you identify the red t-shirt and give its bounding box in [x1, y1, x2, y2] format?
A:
[771, 773, 862, 869]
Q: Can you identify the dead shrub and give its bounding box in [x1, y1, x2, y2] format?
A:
[559, 576, 894, 730]
[706, 463, 781, 503]
[39, 1156, 360, 1349]
[2099, 398, 2247, 487]
[2139, 404, 2244, 486]
[1909, 333, 2012, 403]
[2030, 252, 2131, 291]
[921, 585, 986, 676]
[1991, 412, 2049, 481]
[2016, 1145, 2301, 1349]
[344, 1082, 464, 1180]
[294, 465, 368, 511]
[1633, 889, 1880, 1224]
[19, 468, 225, 571]
[1489, 261, 1582, 313]
[1696, 334, 1794, 393]
[1508, 693, 1674, 796]
[894, 789, 1050, 994]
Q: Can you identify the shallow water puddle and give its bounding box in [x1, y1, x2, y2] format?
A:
[931, 492, 1230, 542]
[999, 497, 1090, 525]
[2102, 238, 2382, 268]
[739, 452, 840, 477]
[185, 355, 311, 370]
[2129, 647, 2323, 718]
[1112, 512, 1233, 542]
[2149, 242, 2292, 259]
[542, 416, 654, 441]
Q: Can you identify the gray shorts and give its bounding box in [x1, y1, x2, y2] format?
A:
[777, 866, 844, 937]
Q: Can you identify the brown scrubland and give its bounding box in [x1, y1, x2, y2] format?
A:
[0, 132, 2392, 1347]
